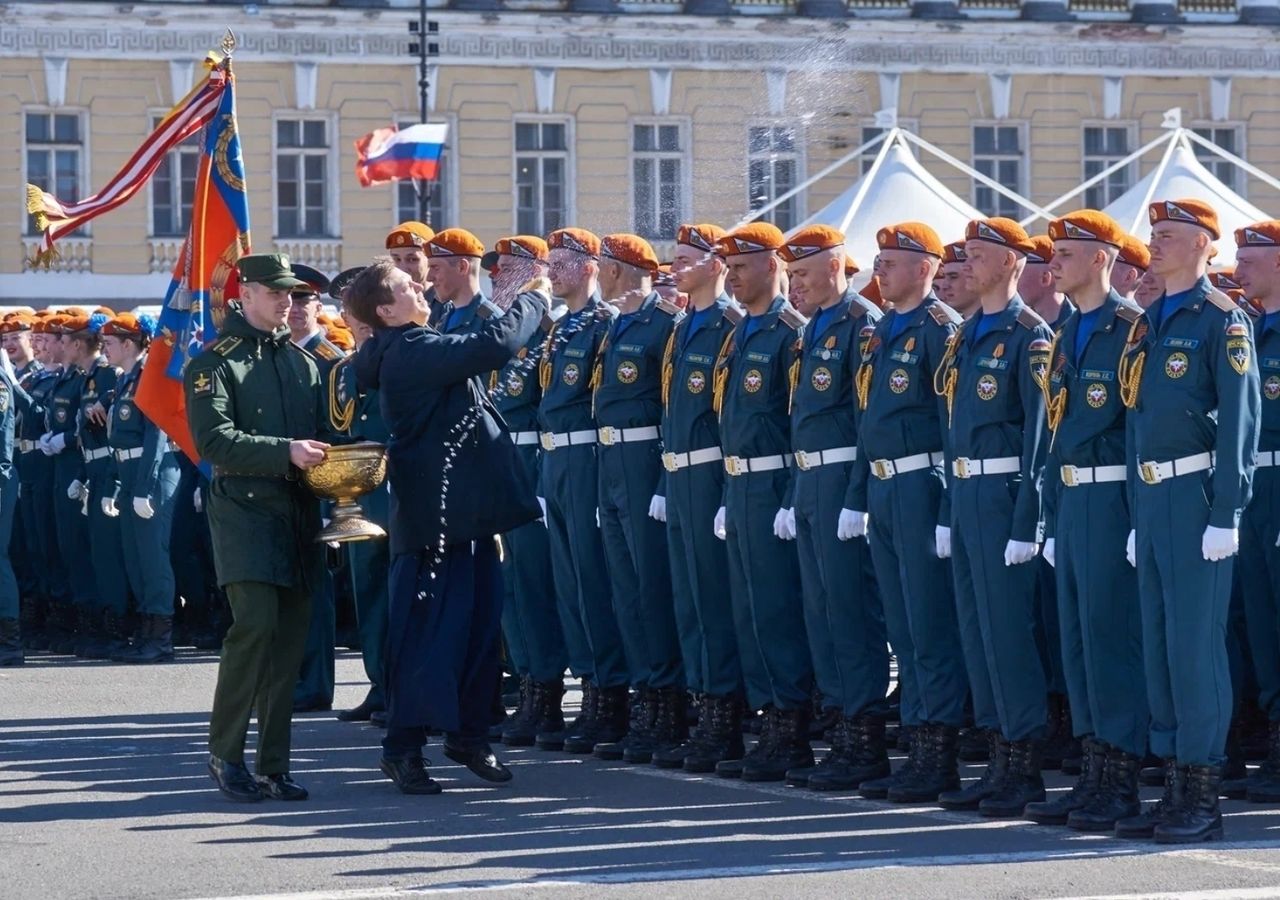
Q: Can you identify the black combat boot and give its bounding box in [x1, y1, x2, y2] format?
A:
[639, 688, 687, 765]
[506, 679, 564, 747]
[102, 608, 131, 661]
[1246, 720, 1280, 803]
[125, 614, 174, 664]
[1115, 758, 1184, 839]
[548, 679, 596, 752]
[499, 676, 536, 746]
[595, 687, 656, 761]
[980, 738, 1046, 817]
[808, 715, 891, 792]
[743, 705, 812, 782]
[20, 596, 45, 650]
[1024, 735, 1105, 824]
[1068, 745, 1142, 831]
[860, 722, 922, 800]
[76, 607, 110, 660]
[957, 725, 990, 761]
[686, 695, 745, 774]
[654, 691, 708, 770]
[0, 617, 23, 667]
[938, 730, 1010, 811]
[1155, 763, 1224, 844]
[582, 685, 629, 752]
[889, 723, 962, 803]
[1139, 750, 1167, 786]
[47, 602, 76, 655]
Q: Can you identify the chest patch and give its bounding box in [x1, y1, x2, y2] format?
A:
[687, 370, 707, 394]
[1264, 375, 1280, 401]
[1165, 352, 1189, 379]
[506, 373, 525, 397]
[889, 350, 918, 365]
[562, 362, 581, 386]
[745, 351, 772, 364]
[889, 368, 910, 394]
[1163, 337, 1200, 350]
[1086, 383, 1108, 408]
[811, 367, 833, 392]
[685, 353, 714, 366]
[55, 407, 68, 422]
[976, 374, 999, 401]
[616, 360, 639, 384]
[1080, 368, 1114, 382]
[119, 403, 133, 421]
[743, 369, 764, 393]
[977, 357, 1009, 371]
[617, 343, 645, 355]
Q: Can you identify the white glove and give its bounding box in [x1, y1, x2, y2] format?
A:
[80, 488, 90, 517]
[536, 496, 547, 522]
[648, 494, 667, 523]
[595, 507, 600, 528]
[133, 497, 155, 520]
[837, 509, 868, 541]
[37, 433, 54, 456]
[1126, 529, 1136, 568]
[193, 487, 203, 513]
[935, 525, 952, 559]
[1202, 525, 1239, 562]
[67, 479, 85, 501]
[101, 495, 119, 518]
[713, 506, 727, 541]
[49, 432, 67, 454]
[1275, 529, 1280, 549]
[1043, 538, 1055, 568]
[1004, 539, 1039, 566]
[773, 507, 795, 541]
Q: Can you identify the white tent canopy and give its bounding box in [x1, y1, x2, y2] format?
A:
[1103, 136, 1269, 269]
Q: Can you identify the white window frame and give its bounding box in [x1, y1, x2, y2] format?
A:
[1190, 122, 1247, 198]
[512, 115, 575, 236]
[1081, 121, 1138, 210]
[628, 116, 692, 242]
[271, 110, 340, 239]
[22, 106, 90, 237]
[146, 109, 203, 238]
[746, 121, 807, 232]
[390, 113, 458, 229]
[970, 121, 1028, 219]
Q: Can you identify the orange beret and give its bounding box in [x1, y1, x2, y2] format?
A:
[0, 315, 33, 335]
[844, 255, 860, 277]
[100, 313, 144, 336]
[1023, 235, 1054, 265]
[716, 222, 785, 257]
[779, 225, 846, 263]
[676, 224, 726, 253]
[1148, 198, 1220, 240]
[426, 227, 486, 259]
[495, 235, 549, 261]
[1047, 210, 1127, 248]
[941, 242, 968, 265]
[965, 217, 1033, 254]
[53, 315, 90, 335]
[601, 233, 659, 273]
[1115, 235, 1151, 271]
[1235, 220, 1280, 248]
[385, 221, 435, 250]
[327, 327, 354, 352]
[547, 227, 601, 258]
[859, 277, 883, 308]
[1209, 270, 1242, 292]
[876, 222, 944, 258]
[93, 306, 115, 317]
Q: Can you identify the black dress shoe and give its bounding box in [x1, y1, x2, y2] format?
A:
[370, 710, 388, 729]
[443, 743, 512, 783]
[293, 697, 333, 713]
[380, 756, 442, 795]
[208, 755, 263, 802]
[255, 773, 309, 801]
[337, 697, 384, 723]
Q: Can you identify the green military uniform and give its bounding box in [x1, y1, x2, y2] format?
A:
[185, 255, 326, 785]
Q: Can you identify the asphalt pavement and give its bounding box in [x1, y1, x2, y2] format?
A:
[4, 652, 1280, 900]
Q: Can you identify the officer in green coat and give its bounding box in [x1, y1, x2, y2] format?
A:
[185, 253, 330, 803]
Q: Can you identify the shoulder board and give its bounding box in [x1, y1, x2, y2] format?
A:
[928, 301, 962, 326]
[1017, 307, 1047, 330]
[291, 343, 318, 363]
[722, 305, 744, 326]
[1114, 303, 1143, 325]
[476, 299, 502, 320]
[656, 298, 682, 317]
[779, 307, 807, 330]
[210, 335, 244, 357]
[313, 339, 344, 361]
[1206, 288, 1238, 314]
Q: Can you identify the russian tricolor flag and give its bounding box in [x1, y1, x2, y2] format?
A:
[354, 123, 449, 188]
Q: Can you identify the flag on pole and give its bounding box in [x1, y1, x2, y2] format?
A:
[25, 60, 229, 267]
[135, 57, 250, 465]
[354, 122, 449, 187]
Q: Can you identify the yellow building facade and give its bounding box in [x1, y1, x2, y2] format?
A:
[3, 0, 1279, 304]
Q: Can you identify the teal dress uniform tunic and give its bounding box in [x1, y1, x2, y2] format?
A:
[850, 294, 968, 729]
[661, 295, 743, 698]
[16, 365, 64, 609]
[594, 292, 684, 690]
[10, 360, 43, 607]
[1041, 291, 1148, 757]
[48, 363, 97, 610]
[938, 295, 1053, 742]
[716, 295, 812, 713]
[0, 366, 19, 622]
[790, 288, 887, 718]
[1123, 276, 1260, 765]
[80, 358, 129, 617]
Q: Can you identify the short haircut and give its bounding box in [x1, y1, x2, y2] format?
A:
[343, 257, 400, 329]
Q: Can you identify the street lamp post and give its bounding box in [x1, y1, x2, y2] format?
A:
[408, 0, 439, 224]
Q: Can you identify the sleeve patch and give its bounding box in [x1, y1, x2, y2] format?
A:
[1226, 322, 1250, 338]
[192, 371, 214, 395]
[1028, 338, 1052, 352]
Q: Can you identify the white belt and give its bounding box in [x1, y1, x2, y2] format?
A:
[1138, 451, 1214, 486]
[512, 431, 540, 446]
[17, 439, 36, 454]
[539, 429, 597, 451]
[870, 451, 944, 481]
[1256, 451, 1280, 468]
[83, 447, 111, 462]
[115, 447, 144, 461]
[724, 454, 791, 477]
[793, 446, 857, 472]
[662, 447, 723, 473]
[597, 425, 660, 447]
[951, 455, 1020, 479]
[1059, 464, 1127, 487]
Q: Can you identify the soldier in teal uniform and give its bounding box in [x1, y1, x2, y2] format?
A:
[1232, 219, 1280, 804]
[4, 315, 40, 646]
[775, 225, 888, 792]
[1021, 211, 1148, 831]
[537, 227, 630, 753]
[102, 312, 179, 663]
[711, 222, 814, 783]
[0, 318, 24, 665]
[480, 236, 570, 748]
[591, 233, 686, 764]
[933, 217, 1053, 817]
[23, 317, 66, 650]
[849, 222, 969, 803]
[1115, 199, 1260, 843]
[654, 223, 746, 773]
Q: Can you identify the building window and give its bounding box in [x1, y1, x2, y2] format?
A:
[972, 124, 1025, 219]
[25, 110, 83, 236]
[394, 119, 450, 228]
[1082, 125, 1134, 209]
[515, 120, 569, 235]
[1193, 125, 1244, 194]
[858, 121, 919, 173]
[151, 115, 201, 237]
[632, 122, 684, 241]
[275, 117, 332, 238]
[748, 124, 801, 232]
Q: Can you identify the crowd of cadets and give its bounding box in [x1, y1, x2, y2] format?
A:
[4, 197, 1280, 845]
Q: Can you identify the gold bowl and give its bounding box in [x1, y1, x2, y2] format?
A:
[302, 441, 388, 543]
